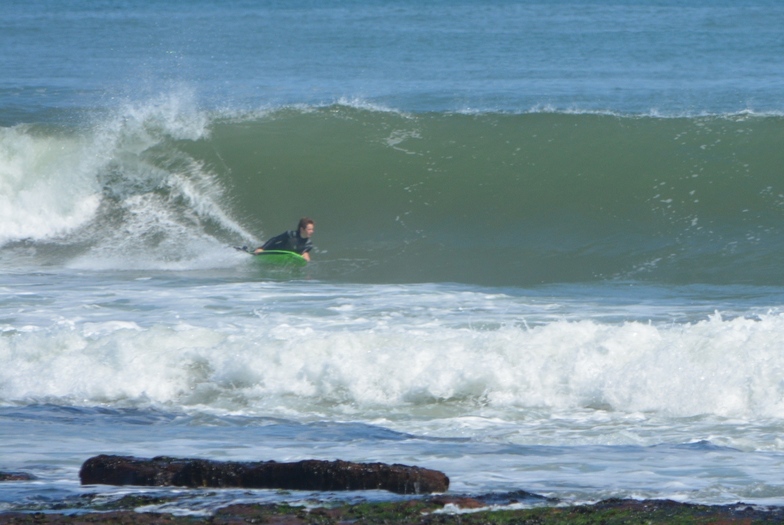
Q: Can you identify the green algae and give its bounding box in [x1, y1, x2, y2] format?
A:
[1, 497, 783, 524]
[214, 499, 779, 525]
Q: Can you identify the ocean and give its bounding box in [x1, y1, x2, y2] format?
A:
[2, 0, 784, 515]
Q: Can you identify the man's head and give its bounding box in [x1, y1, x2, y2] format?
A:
[298, 217, 315, 238]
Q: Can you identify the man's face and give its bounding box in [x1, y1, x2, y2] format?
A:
[300, 223, 314, 238]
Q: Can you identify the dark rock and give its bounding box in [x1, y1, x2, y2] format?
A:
[79, 455, 449, 494]
[0, 471, 35, 481]
[429, 496, 486, 509]
[472, 489, 558, 505]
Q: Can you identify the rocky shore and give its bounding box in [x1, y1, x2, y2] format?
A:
[5, 460, 784, 524]
[2, 495, 784, 524]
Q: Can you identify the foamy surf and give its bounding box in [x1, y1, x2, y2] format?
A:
[2, 275, 784, 449]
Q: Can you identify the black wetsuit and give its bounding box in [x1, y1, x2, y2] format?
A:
[261, 230, 313, 255]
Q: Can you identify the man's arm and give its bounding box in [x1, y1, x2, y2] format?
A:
[252, 231, 288, 254]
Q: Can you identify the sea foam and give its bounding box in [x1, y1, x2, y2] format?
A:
[2, 282, 784, 437]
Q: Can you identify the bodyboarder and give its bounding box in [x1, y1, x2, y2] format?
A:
[253, 217, 315, 262]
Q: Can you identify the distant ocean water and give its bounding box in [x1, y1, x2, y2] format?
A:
[3, 0, 784, 515]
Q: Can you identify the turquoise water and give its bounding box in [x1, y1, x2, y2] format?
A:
[3, 0, 784, 514]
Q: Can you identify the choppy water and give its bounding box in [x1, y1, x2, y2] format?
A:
[3, 0, 784, 515]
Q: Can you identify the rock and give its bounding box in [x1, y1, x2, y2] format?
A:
[79, 455, 449, 495]
[0, 471, 35, 481]
[429, 496, 486, 509]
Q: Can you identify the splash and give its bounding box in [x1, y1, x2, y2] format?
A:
[0, 92, 256, 269]
[0, 125, 101, 244]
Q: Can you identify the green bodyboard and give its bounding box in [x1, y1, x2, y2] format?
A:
[253, 250, 308, 267]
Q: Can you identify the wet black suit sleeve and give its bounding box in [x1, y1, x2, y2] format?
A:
[261, 230, 313, 254]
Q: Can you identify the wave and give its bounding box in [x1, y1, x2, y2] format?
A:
[2, 96, 784, 286]
[3, 307, 784, 427]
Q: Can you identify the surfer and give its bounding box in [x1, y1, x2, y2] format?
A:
[253, 217, 315, 261]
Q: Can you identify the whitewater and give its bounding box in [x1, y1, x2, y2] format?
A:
[3, 0, 784, 516]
